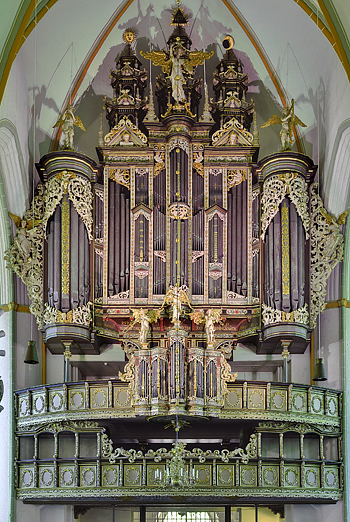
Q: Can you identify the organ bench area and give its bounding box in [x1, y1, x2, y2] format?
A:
[8, 3, 344, 512]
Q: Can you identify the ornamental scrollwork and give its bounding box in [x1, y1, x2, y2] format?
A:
[227, 169, 247, 190]
[310, 182, 348, 328]
[118, 341, 136, 383]
[212, 117, 253, 145]
[42, 170, 93, 241]
[43, 302, 92, 326]
[67, 175, 93, 240]
[5, 183, 45, 327]
[104, 116, 147, 145]
[109, 168, 130, 189]
[101, 431, 256, 466]
[261, 173, 309, 240]
[261, 303, 309, 326]
[169, 137, 189, 154]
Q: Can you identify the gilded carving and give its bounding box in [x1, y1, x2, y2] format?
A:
[109, 168, 131, 189]
[104, 116, 147, 145]
[227, 169, 246, 190]
[43, 302, 92, 326]
[281, 205, 290, 295]
[261, 303, 309, 326]
[212, 117, 253, 146]
[310, 182, 348, 328]
[5, 184, 45, 327]
[61, 199, 70, 294]
[261, 173, 309, 240]
[102, 432, 256, 466]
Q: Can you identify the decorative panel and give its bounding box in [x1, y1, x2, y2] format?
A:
[18, 393, 30, 417]
[31, 390, 46, 415]
[147, 464, 166, 486]
[124, 464, 142, 486]
[262, 465, 279, 487]
[291, 390, 307, 413]
[80, 465, 97, 487]
[284, 465, 300, 487]
[19, 466, 34, 488]
[304, 465, 320, 488]
[240, 465, 257, 486]
[225, 388, 242, 409]
[194, 464, 211, 486]
[114, 386, 132, 408]
[38, 466, 55, 488]
[68, 387, 86, 410]
[270, 388, 287, 411]
[324, 466, 339, 489]
[217, 464, 234, 486]
[247, 388, 265, 410]
[102, 465, 119, 487]
[309, 390, 324, 415]
[90, 386, 108, 409]
[59, 465, 75, 487]
[325, 393, 339, 417]
[49, 388, 65, 412]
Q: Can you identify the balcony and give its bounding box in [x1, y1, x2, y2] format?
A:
[15, 380, 342, 504]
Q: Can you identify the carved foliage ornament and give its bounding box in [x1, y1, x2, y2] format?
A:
[102, 431, 256, 465]
[211, 117, 253, 145]
[109, 168, 130, 189]
[260, 173, 310, 240]
[43, 302, 92, 326]
[262, 303, 309, 326]
[227, 169, 247, 190]
[43, 170, 93, 241]
[5, 184, 45, 327]
[310, 183, 346, 328]
[104, 116, 147, 146]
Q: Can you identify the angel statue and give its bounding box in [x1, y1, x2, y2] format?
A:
[8, 212, 41, 258]
[131, 308, 161, 346]
[53, 104, 86, 150]
[141, 40, 213, 105]
[161, 285, 192, 326]
[190, 308, 223, 346]
[261, 99, 306, 151]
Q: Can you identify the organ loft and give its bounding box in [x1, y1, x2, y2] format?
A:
[7, 1, 344, 513]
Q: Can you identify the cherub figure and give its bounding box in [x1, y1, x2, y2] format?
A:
[53, 105, 86, 150]
[261, 99, 306, 151]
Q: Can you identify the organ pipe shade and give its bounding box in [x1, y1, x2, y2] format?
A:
[24, 340, 39, 364]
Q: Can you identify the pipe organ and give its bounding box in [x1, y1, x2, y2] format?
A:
[8, 2, 346, 508]
[8, 2, 344, 414]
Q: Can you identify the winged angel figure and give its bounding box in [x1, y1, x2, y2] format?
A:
[190, 308, 223, 345]
[261, 99, 306, 151]
[8, 212, 41, 258]
[141, 40, 213, 104]
[53, 104, 86, 150]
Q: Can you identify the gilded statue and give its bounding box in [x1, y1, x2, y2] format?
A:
[53, 104, 86, 150]
[190, 308, 223, 345]
[261, 99, 306, 151]
[131, 309, 161, 346]
[161, 285, 192, 326]
[141, 40, 213, 104]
